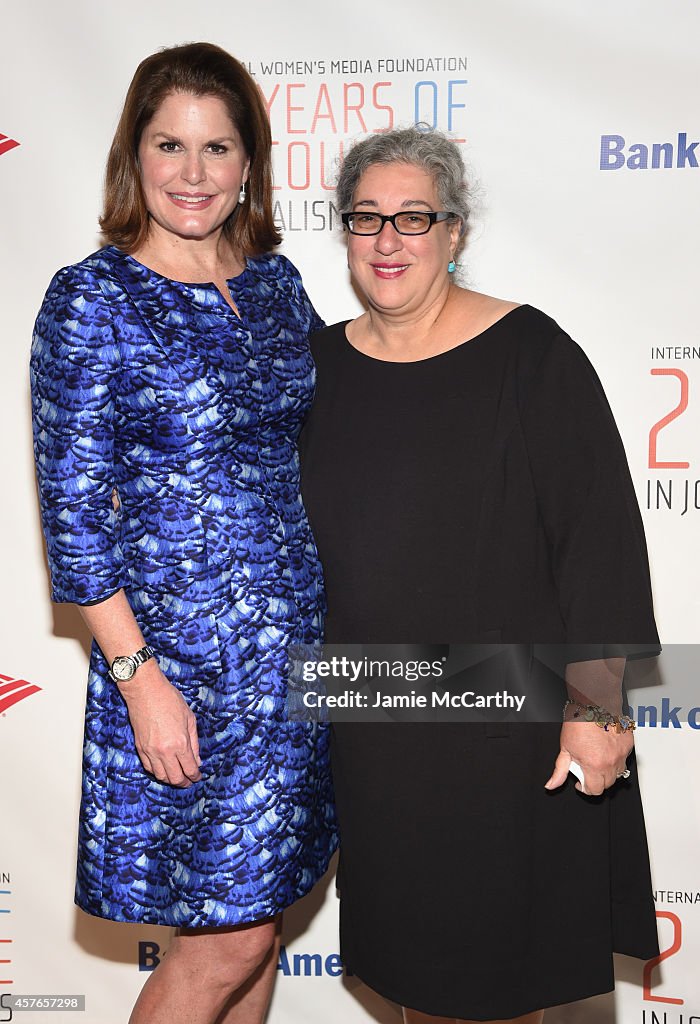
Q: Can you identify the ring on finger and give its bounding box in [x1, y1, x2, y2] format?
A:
[616, 768, 631, 780]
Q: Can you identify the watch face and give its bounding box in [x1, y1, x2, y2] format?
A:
[111, 657, 135, 681]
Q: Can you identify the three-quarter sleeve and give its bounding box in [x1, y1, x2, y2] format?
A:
[520, 330, 659, 659]
[30, 264, 129, 604]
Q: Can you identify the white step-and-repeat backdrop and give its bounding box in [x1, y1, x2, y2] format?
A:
[1, 1, 698, 1021]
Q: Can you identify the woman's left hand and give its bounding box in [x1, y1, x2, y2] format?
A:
[544, 721, 634, 795]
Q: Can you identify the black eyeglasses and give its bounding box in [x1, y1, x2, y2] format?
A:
[341, 211, 456, 236]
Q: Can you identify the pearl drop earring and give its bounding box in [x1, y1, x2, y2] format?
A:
[238, 182, 247, 205]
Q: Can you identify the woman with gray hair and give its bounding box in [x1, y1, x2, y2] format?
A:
[300, 126, 659, 1022]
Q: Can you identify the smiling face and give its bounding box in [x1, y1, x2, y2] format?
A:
[346, 161, 461, 318]
[137, 91, 250, 245]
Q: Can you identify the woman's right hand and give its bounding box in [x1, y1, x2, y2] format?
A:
[76, 590, 202, 787]
[117, 661, 202, 787]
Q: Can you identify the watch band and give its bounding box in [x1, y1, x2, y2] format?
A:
[108, 645, 155, 682]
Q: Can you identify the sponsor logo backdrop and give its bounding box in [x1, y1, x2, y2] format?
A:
[1, 0, 698, 1020]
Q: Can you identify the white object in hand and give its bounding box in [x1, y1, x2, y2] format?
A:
[569, 760, 586, 789]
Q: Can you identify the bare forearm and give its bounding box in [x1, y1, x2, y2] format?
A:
[77, 590, 160, 696]
[78, 589, 145, 662]
[77, 589, 201, 785]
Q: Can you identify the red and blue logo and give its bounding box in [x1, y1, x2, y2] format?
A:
[0, 135, 19, 158]
[0, 676, 41, 716]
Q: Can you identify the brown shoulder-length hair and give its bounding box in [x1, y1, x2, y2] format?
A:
[100, 42, 281, 255]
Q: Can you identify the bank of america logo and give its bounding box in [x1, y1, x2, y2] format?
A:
[0, 134, 19, 157]
[0, 675, 41, 714]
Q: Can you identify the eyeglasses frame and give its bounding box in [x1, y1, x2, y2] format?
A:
[341, 210, 457, 236]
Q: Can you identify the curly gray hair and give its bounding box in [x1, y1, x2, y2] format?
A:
[336, 125, 471, 253]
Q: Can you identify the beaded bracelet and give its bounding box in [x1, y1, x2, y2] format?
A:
[563, 699, 636, 733]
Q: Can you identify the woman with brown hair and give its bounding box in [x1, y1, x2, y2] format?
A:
[31, 42, 336, 1024]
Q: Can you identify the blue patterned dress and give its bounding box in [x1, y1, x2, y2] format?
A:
[30, 246, 338, 926]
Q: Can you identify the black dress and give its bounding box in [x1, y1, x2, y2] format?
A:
[299, 307, 660, 1020]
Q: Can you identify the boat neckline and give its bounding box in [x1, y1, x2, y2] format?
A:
[339, 304, 530, 365]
